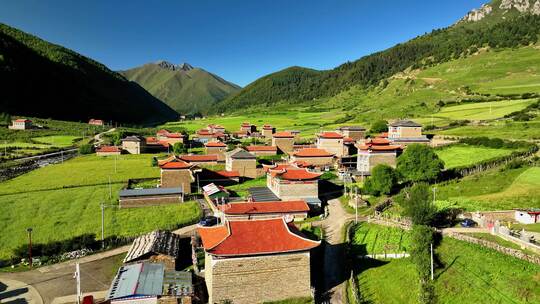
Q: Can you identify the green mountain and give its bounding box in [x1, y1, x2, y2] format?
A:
[120, 62, 240, 114]
[216, 0, 540, 113]
[0, 23, 178, 125]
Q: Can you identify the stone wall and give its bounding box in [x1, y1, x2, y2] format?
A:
[161, 169, 193, 193]
[446, 232, 540, 265]
[206, 251, 312, 304]
[272, 180, 318, 200]
[317, 138, 344, 157]
[291, 155, 334, 167]
[230, 158, 257, 178]
[206, 147, 226, 161]
[272, 137, 294, 154]
[122, 141, 143, 154]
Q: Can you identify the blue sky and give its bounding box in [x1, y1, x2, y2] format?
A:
[0, 0, 486, 86]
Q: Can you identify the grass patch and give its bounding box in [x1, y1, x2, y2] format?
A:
[32, 135, 80, 147]
[351, 222, 411, 255]
[511, 223, 540, 233]
[262, 297, 313, 304]
[435, 145, 515, 169]
[225, 177, 267, 198]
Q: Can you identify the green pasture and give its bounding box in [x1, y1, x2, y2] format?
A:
[352, 227, 540, 303]
[438, 119, 540, 140]
[0, 154, 201, 260]
[351, 223, 411, 255]
[225, 177, 267, 198]
[32, 135, 80, 147]
[435, 145, 515, 169]
[435, 166, 540, 210]
[432, 99, 534, 121]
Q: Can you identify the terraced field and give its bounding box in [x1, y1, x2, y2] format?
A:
[351, 223, 411, 255]
[435, 145, 515, 169]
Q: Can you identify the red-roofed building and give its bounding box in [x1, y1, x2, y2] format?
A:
[196, 129, 226, 143]
[9, 119, 32, 130]
[158, 155, 194, 192]
[272, 131, 295, 154]
[291, 148, 334, 167]
[205, 141, 227, 161]
[198, 218, 319, 304]
[264, 163, 321, 203]
[88, 119, 104, 126]
[240, 122, 256, 134]
[96, 145, 121, 156]
[317, 131, 345, 157]
[245, 145, 277, 156]
[218, 200, 309, 221]
[179, 154, 218, 165]
[356, 138, 402, 175]
[261, 124, 275, 138]
[388, 120, 430, 145]
[207, 124, 226, 134]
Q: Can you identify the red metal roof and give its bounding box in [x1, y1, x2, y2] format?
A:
[216, 170, 240, 178]
[268, 167, 322, 180]
[15, 119, 32, 122]
[272, 131, 294, 138]
[165, 133, 184, 138]
[293, 148, 334, 157]
[205, 142, 227, 147]
[198, 218, 319, 256]
[197, 130, 213, 136]
[160, 161, 192, 169]
[96, 146, 120, 153]
[262, 125, 273, 129]
[318, 131, 343, 139]
[343, 137, 355, 143]
[246, 145, 277, 152]
[180, 154, 218, 162]
[219, 200, 309, 215]
[156, 129, 170, 135]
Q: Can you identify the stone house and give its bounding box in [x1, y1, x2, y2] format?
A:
[196, 129, 225, 143]
[316, 131, 345, 157]
[290, 148, 334, 167]
[218, 200, 309, 221]
[225, 148, 257, 178]
[336, 126, 366, 141]
[9, 119, 32, 130]
[205, 142, 227, 161]
[264, 163, 321, 202]
[272, 131, 295, 154]
[356, 138, 402, 175]
[118, 187, 184, 208]
[121, 136, 146, 154]
[198, 218, 319, 304]
[388, 120, 430, 145]
[245, 145, 278, 156]
[207, 124, 226, 134]
[88, 118, 104, 126]
[96, 145, 121, 156]
[240, 122, 256, 134]
[343, 137, 358, 156]
[159, 156, 194, 193]
[261, 124, 275, 138]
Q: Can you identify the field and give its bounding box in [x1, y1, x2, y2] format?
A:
[438, 119, 540, 140]
[435, 166, 540, 211]
[225, 177, 267, 198]
[351, 223, 411, 255]
[435, 145, 515, 169]
[32, 135, 81, 147]
[0, 154, 202, 260]
[353, 227, 540, 303]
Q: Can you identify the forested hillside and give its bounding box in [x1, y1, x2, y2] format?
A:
[217, 9, 540, 112]
[0, 23, 178, 125]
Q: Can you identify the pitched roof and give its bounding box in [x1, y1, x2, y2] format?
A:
[124, 230, 181, 263]
[245, 145, 277, 152]
[343, 137, 355, 144]
[165, 133, 184, 138]
[216, 170, 240, 178]
[389, 120, 422, 127]
[158, 155, 192, 169]
[156, 129, 170, 135]
[219, 200, 309, 215]
[337, 126, 365, 131]
[272, 131, 295, 138]
[262, 125, 273, 130]
[180, 154, 218, 162]
[96, 146, 120, 153]
[119, 187, 184, 197]
[205, 142, 227, 147]
[293, 148, 334, 157]
[318, 131, 343, 139]
[196, 129, 213, 136]
[198, 218, 320, 256]
[122, 135, 143, 142]
[357, 138, 402, 152]
[228, 148, 256, 159]
[266, 165, 322, 181]
[14, 119, 32, 122]
[107, 262, 164, 300]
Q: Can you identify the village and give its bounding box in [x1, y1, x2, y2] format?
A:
[2, 115, 538, 304]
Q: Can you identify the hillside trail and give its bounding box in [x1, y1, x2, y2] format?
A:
[93, 127, 116, 146]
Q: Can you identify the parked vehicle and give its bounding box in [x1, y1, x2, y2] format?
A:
[460, 218, 477, 228]
[199, 216, 219, 227]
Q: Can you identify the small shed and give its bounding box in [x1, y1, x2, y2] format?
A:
[124, 230, 181, 270]
[119, 187, 184, 208]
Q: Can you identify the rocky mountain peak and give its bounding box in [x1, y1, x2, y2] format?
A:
[155, 61, 194, 71]
[458, 0, 540, 24]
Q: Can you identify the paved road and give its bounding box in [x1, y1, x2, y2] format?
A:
[317, 199, 357, 304]
[93, 128, 116, 147]
[0, 278, 43, 304]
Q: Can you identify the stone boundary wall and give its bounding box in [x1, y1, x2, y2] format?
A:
[367, 215, 412, 231]
[447, 232, 540, 265]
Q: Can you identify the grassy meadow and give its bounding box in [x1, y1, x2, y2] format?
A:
[438, 118, 540, 140]
[0, 154, 202, 260]
[435, 166, 540, 211]
[352, 227, 540, 303]
[435, 145, 515, 169]
[351, 223, 411, 255]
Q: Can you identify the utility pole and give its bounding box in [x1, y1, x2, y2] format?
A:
[26, 227, 33, 269]
[101, 203, 105, 249]
[430, 243, 434, 281]
[109, 176, 112, 200]
[74, 263, 81, 304]
[114, 155, 117, 173]
[355, 187, 358, 224]
[432, 187, 437, 203]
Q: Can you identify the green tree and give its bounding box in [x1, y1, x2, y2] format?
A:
[173, 142, 187, 154]
[396, 144, 444, 183]
[410, 224, 437, 304]
[369, 119, 388, 134]
[78, 144, 94, 155]
[363, 164, 397, 196]
[397, 183, 437, 226]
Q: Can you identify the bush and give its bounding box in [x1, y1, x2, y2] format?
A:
[369, 119, 388, 134]
[151, 157, 158, 167]
[396, 183, 437, 226]
[397, 144, 444, 183]
[172, 142, 187, 154]
[502, 159, 525, 171]
[320, 172, 338, 180]
[78, 144, 94, 154]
